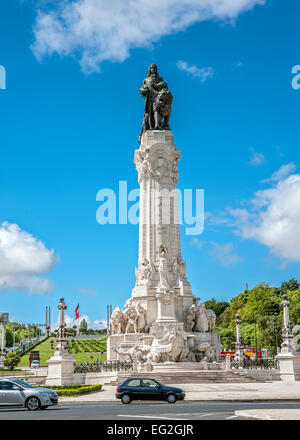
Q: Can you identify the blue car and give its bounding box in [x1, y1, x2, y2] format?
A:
[115, 377, 185, 404]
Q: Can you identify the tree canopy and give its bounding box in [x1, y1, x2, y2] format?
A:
[210, 278, 300, 355]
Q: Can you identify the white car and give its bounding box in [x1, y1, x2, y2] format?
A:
[0, 379, 58, 410]
[30, 360, 40, 369]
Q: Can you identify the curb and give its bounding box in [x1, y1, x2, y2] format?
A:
[58, 398, 300, 405]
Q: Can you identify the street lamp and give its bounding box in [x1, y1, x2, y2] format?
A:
[272, 321, 278, 355]
[12, 324, 16, 351]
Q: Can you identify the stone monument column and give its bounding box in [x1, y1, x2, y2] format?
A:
[0, 322, 5, 357]
[46, 298, 75, 386]
[276, 294, 300, 381]
[234, 315, 244, 363]
[133, 130, 193, 328]
[107, 64, 220, 363]
[0, 313, 8, 361]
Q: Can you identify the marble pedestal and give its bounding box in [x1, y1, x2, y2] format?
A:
[276, 351, 300, 382]
[155, 291, 178, 325]
[46, 354, 75, 386]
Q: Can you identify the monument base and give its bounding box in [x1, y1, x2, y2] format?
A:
[107, 329, 221, 364]
[276, 351, 300, 382]
[46, 355, 75, 386]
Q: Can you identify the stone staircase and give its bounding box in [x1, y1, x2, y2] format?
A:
[103, 370, 262, 385]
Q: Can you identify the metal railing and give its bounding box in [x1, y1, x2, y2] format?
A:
[74, 360, 133, 374]
[231, 357, 279, 370]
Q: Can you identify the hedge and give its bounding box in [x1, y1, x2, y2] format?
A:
[41, 384, 84, 390]
[42, 384, 102, 397]
[0, 368, 22, 372]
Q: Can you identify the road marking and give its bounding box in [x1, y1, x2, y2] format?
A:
[117, 414, 185, 420]
[226, 415, 239, 419]
[196, 413, 213, 418]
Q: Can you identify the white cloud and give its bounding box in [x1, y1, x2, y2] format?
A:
[208, 241, 242, 266]
[190, 237, 242, 266]
[51, 314, 106, 331]
[31, 0, 266, 73]
[176, 61, 214, 81]
[229, 171, 300, 262]
[262, 162, 296, 183]
[248, 147, 265, 166]
[205, 211, 231, 226]
[0, 222, 58, 295]
[189, 237, 206, 248]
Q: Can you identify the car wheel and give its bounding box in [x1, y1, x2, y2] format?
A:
[40, 406, 48, 410]
[26, 397, 41, 411]
[121, 394, 131, 404]
[167, 393, 176, 404]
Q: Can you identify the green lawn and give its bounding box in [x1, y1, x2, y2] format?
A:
[18, 337, 108, 367]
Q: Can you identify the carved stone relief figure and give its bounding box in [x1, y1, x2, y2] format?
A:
[185, 304, 197, 331]
[195, 303, 209, 332]
[184, 302, 216, 333]
[206, 309, 216, 332]
[135, 258, 154, 285]
[149, 329, 189, 363]
[158, 245, 173, 292]
[116, 344, 150, 363]
[125, 304, 138, 334]
[110, 307, 125, 335]
[136, 302, 146, 333]
[173, 256, 186, 279]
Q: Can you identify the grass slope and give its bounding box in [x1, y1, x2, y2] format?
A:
[18, 337, 108, 367]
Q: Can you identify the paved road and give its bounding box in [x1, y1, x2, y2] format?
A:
[0, 401, 300, 420]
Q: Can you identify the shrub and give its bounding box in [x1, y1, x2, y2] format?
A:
[42, 384, 102, 396]
[0, 368, 22, 372]
[3, 352, 21, 370]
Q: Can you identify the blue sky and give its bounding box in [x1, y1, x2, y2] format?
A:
[0, 0, 300, 328]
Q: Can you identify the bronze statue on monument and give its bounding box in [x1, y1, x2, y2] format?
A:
[139, 64, 173, 142]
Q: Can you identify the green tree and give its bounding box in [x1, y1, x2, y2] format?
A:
[3, 352, 21, 370]
[286, 289, 300, 325]
[215, 327, 235, 350]
[5, 322, 29, 347]
[215, 279, 300, 355]
[205, 299, 230, 325]
[79, 319, 88, 333]
[280, 278, 300, 293]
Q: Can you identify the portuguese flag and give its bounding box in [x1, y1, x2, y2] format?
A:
[75, 303, 79, 320]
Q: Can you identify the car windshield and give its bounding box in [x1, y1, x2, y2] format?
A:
[11, 379, 35, 389]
